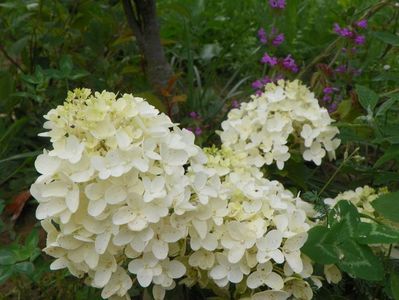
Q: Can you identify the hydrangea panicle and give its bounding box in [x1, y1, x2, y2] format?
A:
[219, 80, 341, 170]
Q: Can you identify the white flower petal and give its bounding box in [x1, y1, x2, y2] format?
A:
[137, 269, 153, 287]
[264, 272, 284, 290]
[95, 231, 111, 254]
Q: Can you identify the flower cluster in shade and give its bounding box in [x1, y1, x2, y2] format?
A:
[219, 80, 341, 170]
[31, 84, 341, 300]
[333, 19, 367, 45]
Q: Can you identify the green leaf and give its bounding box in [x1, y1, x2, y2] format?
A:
[14, 261, 34, 275]
[60, 55, 74, 76]
[356, 84, 379, 111]
[372, 191, 399, 222]
[0, 249, 16, 265]
[372, 31, 399, 46]
[336, 99, 352, 119]
[391, 272, 399, 300]
[355, 223, 399, 244]
[376, 95, 399, 117]
[328, 201, 360, 237]
[373, 146, 399, 168]
[337, 239, 384, 281]
[0, 265, 13, 284]
[25, 229, 39, 250]
[302, 226, 338, 264]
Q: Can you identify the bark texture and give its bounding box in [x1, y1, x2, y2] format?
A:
[122, 0, 172, 93]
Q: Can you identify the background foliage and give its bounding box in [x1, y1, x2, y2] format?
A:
[1, 0, 399, 299]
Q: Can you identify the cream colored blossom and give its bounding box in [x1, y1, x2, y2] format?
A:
[219, 80, 340, 169]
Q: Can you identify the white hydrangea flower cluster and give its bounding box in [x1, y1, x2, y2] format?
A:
[219, 80, 341, 169]
[183, 147, 319, 300]
[31, 89, 208, 299]
[324, 185, 388, 220]
[31, 84, 340, 300]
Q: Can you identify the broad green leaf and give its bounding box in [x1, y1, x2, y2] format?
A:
[355, 223, 399, 244]
[372, 191, 399, 222]
[337, 239, 384, 281]
[0, 249, 16, 265]
[391, 272, 399, 300]
[335, 99, 352, 119]
[302, 226, 338, 264]
[356, 84, 379, 111]
[14, 261, 34, 275]
[372, 31, 399, 46]
[328, 201, 360, 238]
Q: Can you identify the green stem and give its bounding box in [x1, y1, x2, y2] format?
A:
[318, 147, 359, 197]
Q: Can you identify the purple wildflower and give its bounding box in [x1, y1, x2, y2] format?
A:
[194, 127, 203, 136]
[333, 23, 353, 37]
[273, 33, 285, 46]
[323, 87, 335, 94]
[328, 103, 338, 113]
[258, 28, 267, 44]
[340, 27, 353, 37]
[269, 0, 286, 9]
[335, 65, 346, 73]
[333, 23, 341, 34]
[252, 79, 264, 90]
[232, 100, 240, 108]
[282, 55, 299, 73]
[354, 35, 365, 45]
[189, 111, 199, 119]
[261, 53, 278, 66]
[261, 76, 272, 85]
[323, 95, 332, 102]
[356, 19, 367, 29]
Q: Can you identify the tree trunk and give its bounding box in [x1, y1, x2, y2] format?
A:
[122, 0, 173, 93]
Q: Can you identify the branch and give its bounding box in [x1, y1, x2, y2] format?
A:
[0, 44, 25, 73]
